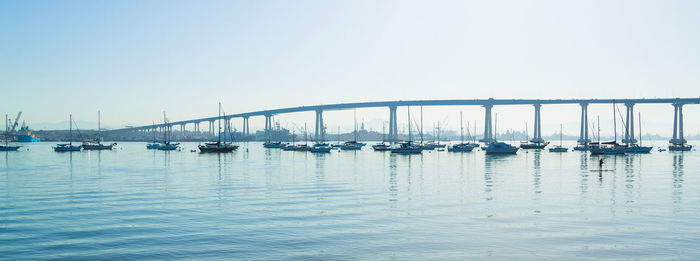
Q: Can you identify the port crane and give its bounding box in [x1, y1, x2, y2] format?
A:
[8, 112, 21, 135]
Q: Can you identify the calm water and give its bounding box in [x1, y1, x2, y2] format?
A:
[1, 141, 698, 260]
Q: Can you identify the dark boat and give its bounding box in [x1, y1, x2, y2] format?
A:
[519, 141, 549, 149]
[311, 143, 332, 153]
[83, 111, 116, 150]
[54, 114, 81, 152]
[263, 141, 285, 148]
[199, 141, 238, 152]
[391, 106, 422, 154]
[485, 141, 519, 154]
[372, 143, 391, 151]
[156, 112, 180, 151]
[448, 143, 475, 152]
[390, 141, 423, 154]
[548, 124, 568, 152]
[448, 112, 477, 152]
[199, 103, 239, 153]
[668, 144, 692, 151]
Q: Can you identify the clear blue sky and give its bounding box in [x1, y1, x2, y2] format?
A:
[1, 0, 699, 135]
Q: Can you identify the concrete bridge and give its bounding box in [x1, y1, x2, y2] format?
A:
[111, 98, 700, 145]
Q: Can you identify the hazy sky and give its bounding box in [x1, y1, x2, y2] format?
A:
[1, 0, 699, 135]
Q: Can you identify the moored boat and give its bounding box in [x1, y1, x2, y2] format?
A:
[1, 114, 20, 151]
[390, 141, 423, 154]
[548, 124, 568, 152]
[372, 143, 391, 151]
[54, 114, 81, 152]
[310, 143, 332, 153]
[82, 111, 116, 150]
[198, 103, 238, 153]
[485, 141, 519, 154]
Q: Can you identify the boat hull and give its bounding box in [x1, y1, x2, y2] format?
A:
[157, 145, 179, 151]
[198, 146, 238, 153]
[590, 148, 625, 155]
[519, 143, 549, 149]
[549, 147, 568, 152]
[310, 148, 332, 153]
[625, 146, 652, 153]
[668, 145, 692, 151]
[17, 135, 40, 142]
[83, 144, 115, 150]
[0, 146, 20, 151]
[54, 146, 81, 152]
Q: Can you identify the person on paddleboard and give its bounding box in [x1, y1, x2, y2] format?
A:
[599, 158, 604, 169]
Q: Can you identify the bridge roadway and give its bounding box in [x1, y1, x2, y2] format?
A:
[112, 97, 700, 145]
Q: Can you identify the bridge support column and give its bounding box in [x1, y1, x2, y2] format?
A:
[479, 105, 494, 143]
[264, 114, 272, 142]
[670, 104, 687, 145]
[243, 116, 249, 136]
[388, 106, 397, 142]
[181, 124, 185, 134]
[578, 103, 590, 144]
[530, 104, 544, 143]
[622, 103, 637, 144]
[315, 110, 325, 143]
[210, 120, 215, 136]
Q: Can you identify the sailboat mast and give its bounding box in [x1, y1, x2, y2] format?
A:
[69, 114, 73, 145]
[559, 124, 563, 147]
[382, 122, 386, 142]
[525, 122, 528, 141]
[597, 116, 601, 144]
[5, 114, 8, 145]
[420, 106, 423, 143]
[98, 110, 101, 142]
[613, 103, 617, 144]
[354, 110, 357, 142]
[460, 112, 464, 143]
[218, 102, 222, 143]
[408, 106, 412, 142]
[638, 112, 642, 146]
[494, 113, 498, 141]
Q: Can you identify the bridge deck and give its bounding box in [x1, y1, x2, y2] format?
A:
[112, 98, 700, 131]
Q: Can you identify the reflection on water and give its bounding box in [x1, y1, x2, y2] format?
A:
[0, 142, 699, 259]
[673, 153, 684, 209]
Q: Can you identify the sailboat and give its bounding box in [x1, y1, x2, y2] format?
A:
[331, 127, 342, 148]
[625, 112, 652, 153]
[263, 117, 286, 148]
[485, 113, 519, 155]
[590, 103, 626, 155]
[157, 112, 179, 151]
[548, 124, 568, 152]
[372, 122, 391, 151]
[146, 121, 162, 149]
[296, 123, 311, 151]
[82, 110, 116, 150]
[448, 112, 476, 152]
[310, 122, 332, 153]
[54, 114, 82, 152]
[341, 110, 363, 150]
[391, 106, 422, 154]
[199, 103, 239, 153]
[519, 122, 549, 149]
[0, 114, 20, 151]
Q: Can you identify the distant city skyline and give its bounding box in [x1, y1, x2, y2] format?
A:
[2, 0, 699, 135]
